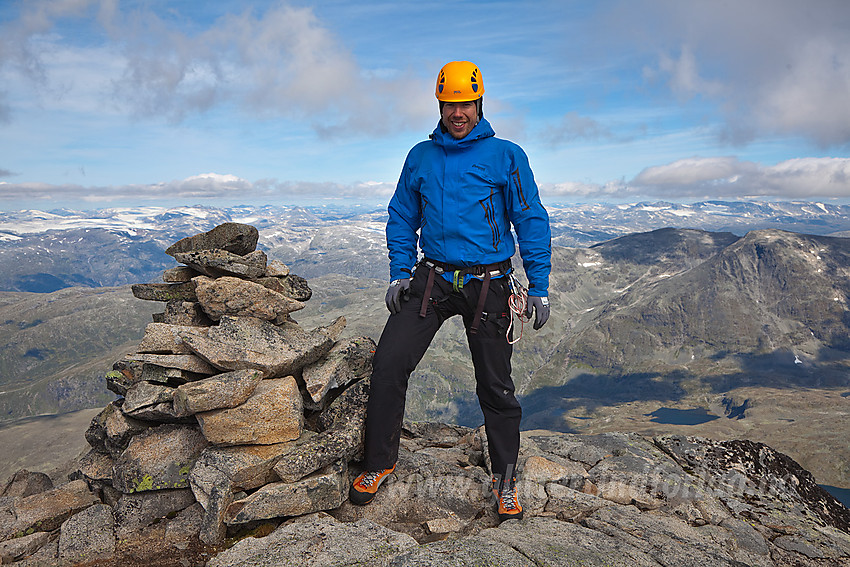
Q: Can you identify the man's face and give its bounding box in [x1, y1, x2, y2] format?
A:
[441, 101, 479, 139]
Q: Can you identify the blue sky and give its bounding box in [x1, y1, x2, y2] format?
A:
[0, 0, 848, 211]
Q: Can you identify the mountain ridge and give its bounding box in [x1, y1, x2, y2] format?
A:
[3, 200, 850, 292]
[0, 207, 848, 491]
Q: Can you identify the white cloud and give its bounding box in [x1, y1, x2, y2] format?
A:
[0, 174, 395, 204]
[631, 157, 756, 187]
[607, 0, 850, 147]
[2, 160, 846, 205]
[256, 180, 396, 199]
[756, 38, 850, 147]
[541, 112, 613, 145]
[0, 1, 434, 136]
[653, 45, 724, 101]
[539, 157, 850, 201]
[0, 174, 252, 203]
[541, 180, 627, 197]
[106, 3, 359, 120]
[631, 157, 850, 199]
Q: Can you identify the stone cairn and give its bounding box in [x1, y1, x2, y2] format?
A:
[1, 222, 375, 564]
[96, 222, 376, 541]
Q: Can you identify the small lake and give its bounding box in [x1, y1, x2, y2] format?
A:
[820, 485, 850, 509]
[646, 407, 720, 426]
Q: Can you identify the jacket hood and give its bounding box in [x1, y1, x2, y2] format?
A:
[430, 118, 495, 149]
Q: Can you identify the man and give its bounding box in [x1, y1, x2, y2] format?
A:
[349, 61, 551, 522]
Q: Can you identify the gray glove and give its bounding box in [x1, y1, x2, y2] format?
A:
[385, 278, 411, 315]
[525, 296, 550, 330]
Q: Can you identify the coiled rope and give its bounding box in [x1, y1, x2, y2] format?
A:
[506, 274, 531, 344]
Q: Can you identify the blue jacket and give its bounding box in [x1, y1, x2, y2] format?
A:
[387, 118, 551, 296]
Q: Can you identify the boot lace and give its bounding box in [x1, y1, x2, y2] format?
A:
[500, 485, 519, 511]
[359, 470, 382, 488]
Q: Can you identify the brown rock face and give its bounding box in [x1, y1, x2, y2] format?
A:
[131, 281, 199, 302]
[302, 336, 375, 406]
[172, 369, 264, 417]
[0, 469, 53, 499]
[180, 315, 343, 377]
[162, 265, 201, 282]
[195, 377, 304, 446]
[1, 479, 99, 540]
[265, 260, 290, 277]
[112, 424, 209, 493]
[274, 378, 370, 483]
[165, 222, 259, 257]
[254, 273, 312, 302]
[85, 401, 150, 457]
[189, 433, 316, 508]
[193, 275, 304, 322]
[224, 461, 348, 524]
[0, 531, 51, 564]
[57, 503, 116, 564]
[174, 370, 263, 417]
[138, 322, 208, 354]
[120, 381, 197, 423]
[156, 300, 213, 326]
[173, 249, 268, 279]
[123, 353, 218, 375]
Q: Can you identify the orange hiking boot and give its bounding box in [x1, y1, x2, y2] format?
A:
[349, 464, 396, 505]
[490, 476, 501, 498]
[497, 477, 523, 522]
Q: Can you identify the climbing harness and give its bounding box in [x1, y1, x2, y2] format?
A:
[418, 258, 512, 334]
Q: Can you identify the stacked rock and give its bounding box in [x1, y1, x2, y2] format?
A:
[80, 222, 376, 546]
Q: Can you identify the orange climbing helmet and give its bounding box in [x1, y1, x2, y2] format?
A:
[435, 61, 484, 102]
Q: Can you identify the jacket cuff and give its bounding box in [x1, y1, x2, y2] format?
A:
[390, 267, 413, 281]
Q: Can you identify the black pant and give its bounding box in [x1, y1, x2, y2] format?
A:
[363, 265, 521, 481]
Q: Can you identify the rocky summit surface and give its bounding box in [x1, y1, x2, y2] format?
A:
[0, 222, 848, 567]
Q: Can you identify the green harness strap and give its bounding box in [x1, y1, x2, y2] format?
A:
[452, 270, 464, 292]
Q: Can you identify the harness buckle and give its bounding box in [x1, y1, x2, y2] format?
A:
[424, 260, 444, 275]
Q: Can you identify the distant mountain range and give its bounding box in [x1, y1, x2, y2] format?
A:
[1, 201, 849, 488]
[2, 200, 850, 292]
